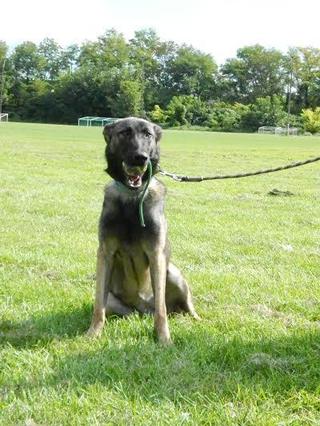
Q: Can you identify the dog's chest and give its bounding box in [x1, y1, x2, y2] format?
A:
[113, 243, 152, 301]
[101, 196, 158, 244]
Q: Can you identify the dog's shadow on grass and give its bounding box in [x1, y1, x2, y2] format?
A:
[0, 304, 93, 348]
[50, 327, 320, 402]
[2, 308, 320, 402]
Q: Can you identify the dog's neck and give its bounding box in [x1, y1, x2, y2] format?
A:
[113, 179, 152, 198]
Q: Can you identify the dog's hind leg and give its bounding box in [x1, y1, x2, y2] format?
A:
[166, 263, 200, 319]
[105, 292, 134, 316]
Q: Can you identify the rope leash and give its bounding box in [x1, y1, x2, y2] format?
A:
[159, 155, 320, 182]
[114, 161, 152, 227]
[120, 155, 319, 228]
[139, 161, 152, 227]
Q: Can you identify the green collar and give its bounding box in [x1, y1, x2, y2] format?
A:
[114, 180, 147, 197]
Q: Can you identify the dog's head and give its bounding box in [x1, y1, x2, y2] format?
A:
[103, 117, 162, 189]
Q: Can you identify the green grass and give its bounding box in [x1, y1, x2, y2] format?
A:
[1, 122, 320, 425]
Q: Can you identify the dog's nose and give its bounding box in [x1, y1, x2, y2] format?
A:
[133, 153, 148, 165]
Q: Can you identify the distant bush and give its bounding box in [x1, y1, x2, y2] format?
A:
[206, 102, 241, 131]
[301, 108, 320, 134]
[148, 105, 167, 125]
[148, 95, 311, 133]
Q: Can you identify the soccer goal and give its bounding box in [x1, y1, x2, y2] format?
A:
[78, 116, 118, 127]
[275, 127, 298, 136]
[258, 126, 277, 134]
[0, 113, 8, 122]
[258, 126, 298, 135]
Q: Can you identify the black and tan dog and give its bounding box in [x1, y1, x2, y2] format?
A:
[87, 117, 199, 344]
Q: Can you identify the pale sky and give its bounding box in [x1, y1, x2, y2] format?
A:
[1, 0, 320, 64]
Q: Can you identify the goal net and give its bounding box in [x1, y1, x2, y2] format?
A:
[0, 113, 8, 122]
[258, 126, 298, 135]
[78, 116, 118, 127]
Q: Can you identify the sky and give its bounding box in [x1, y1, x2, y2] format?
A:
[1, 0, 320, 64]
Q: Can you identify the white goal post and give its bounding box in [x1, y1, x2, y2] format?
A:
[0, 113, 8, 122]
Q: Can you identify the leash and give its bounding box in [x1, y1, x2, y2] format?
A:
[114, 161, 153, 228]
[159, 155, 320, 182]
[139, 161, 152, 227]
[117, 155, 319, 227]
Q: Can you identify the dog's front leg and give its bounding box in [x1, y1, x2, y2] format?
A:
[87, 244, 114, 338]
[149, 249, 171, 345]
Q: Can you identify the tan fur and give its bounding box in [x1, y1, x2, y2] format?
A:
[87, 118, 199, 344]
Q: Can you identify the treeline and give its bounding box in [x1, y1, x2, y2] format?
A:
[1, 29, 320, 132]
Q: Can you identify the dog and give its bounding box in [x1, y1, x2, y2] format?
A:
[87, 117, 199, 344]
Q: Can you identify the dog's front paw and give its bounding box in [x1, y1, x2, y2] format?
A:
[86, 324, 103, 338]
[191, 311, 201, 321]
[158, 334, 173, 346]
[155, 325, 172, 345]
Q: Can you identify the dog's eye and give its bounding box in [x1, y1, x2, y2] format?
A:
[119, 128, 132, 137]
[143, 130, 152, 138]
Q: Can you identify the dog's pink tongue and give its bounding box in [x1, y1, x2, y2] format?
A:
[128, 175, 141, 187]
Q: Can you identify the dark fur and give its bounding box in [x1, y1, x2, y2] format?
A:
[87, 117, 199, 344]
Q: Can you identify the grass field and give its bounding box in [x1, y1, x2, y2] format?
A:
[0, 122, 320, 425]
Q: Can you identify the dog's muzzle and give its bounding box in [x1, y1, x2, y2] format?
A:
[122, 161, 149, 188]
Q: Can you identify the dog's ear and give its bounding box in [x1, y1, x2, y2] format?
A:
[103, 123, 115, 144]
[153, 124, 162, 143]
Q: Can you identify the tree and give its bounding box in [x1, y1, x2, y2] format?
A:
[0, 41, 7, 62]
[8, 42, 45, 120]
[220, 45, 285, 104]
[284, 47, 320, 111]
[240, 96, 287, 131]
[207, 102, 244, 131]
[165, 96, 187, 126]
[164, 95, 210, 126]
[2, 30, 320, 129]
[11, 42, 44, 82]
[98, 29, 129, 68]
[166, 46, 217, 100]
[79, 29, 129, 70]
[129, 29, 176, 109]
[60, 44, 80, 74]
[113, 78, 144, 117]
[0, 41, 9, 114]
[38, 38, 63, 80]
[48, 69, 103, 123]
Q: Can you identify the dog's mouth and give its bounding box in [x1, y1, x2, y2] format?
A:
[122, 162, 148, 189]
